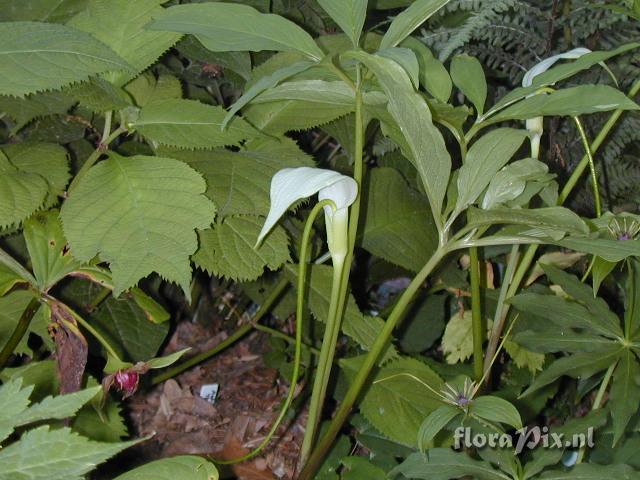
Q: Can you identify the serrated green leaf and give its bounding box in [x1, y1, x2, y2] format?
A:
[343, 356, 443, 447]
[0, 21, 131, 97]
[23, 210, 80, 290]
[193, 215, 289, 282]
[318, 0, 367, 47]
[114, 456, 219, 480]
[470, 395, 522, 430]
[147, 3, 324, 61]
[0, 262, 26, 296]
[0, 378, 33, 443]
[360, 167, 437, 271]
[443, 310, 489, 364]
[0, 153, 48, 229]
[176, 36, 252, 81]
[503, 340, 545, 373]
[380, 0, 451, 49]
[390, 450, 510, 480]
[350, 51, 451, 225]
[60, 153, 215, 296]
[456, 129, 528, 211]
[489, 85, 640, 124]
[164, 137, 313, 219]
[15, 387, 99, 428]
[72, 377, 127, 442]
[124, 73, 182, 108]
[0, 92, 75, 132]
[132, 99, 258, 149]
[65, 77, 130, 112]
[451, 54, 488, 116]
[0, 426, 138, 480]
[92, 295, 169, 362]
[1, 143, 69, 208]
[609, 349, 640, 446]
[68, 0, 181, 86]
[286, 263, 398, 362]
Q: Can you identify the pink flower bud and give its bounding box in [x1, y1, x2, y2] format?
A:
[114, 370, 139, 397]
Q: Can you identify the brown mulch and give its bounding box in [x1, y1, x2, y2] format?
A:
[128, 319, 306, 479]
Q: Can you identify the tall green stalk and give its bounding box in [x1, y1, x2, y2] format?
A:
[469, 247, 484, 381]
[298, 247, 448, 480]
[300, 71, 365, 463]
[0, 297, 41, 370]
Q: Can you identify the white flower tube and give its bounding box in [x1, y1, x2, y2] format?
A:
[256, 167, 358, 265]
[522, 48, 591, 158]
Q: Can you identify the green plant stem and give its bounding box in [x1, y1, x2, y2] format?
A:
[573, 116, 601, 217]
[300, 79, 365, 464]
[214, 200, 331, 465]
[299, 247, 448, 480]
[65, 302, 122, 362]
[253, 324, 320, 356]
[576, 361, 616, 464]
[482, 78, 640, 375]
[67, 124, 127, 194]
[470, 247, 484, 381]
[0, 297, 41, 370]
[151, 277, 288, 385]
[484, 245, 519, 372]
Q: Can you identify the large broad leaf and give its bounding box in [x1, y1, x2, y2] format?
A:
[1, 143, 70, 208]
[554, 236, 640, 262]
[360, 168, 438, 271]
[132, 99, 259, 150]
[286, 264, 398, 362]
[114, 456, 219, 480]
[0, 0, 89, 23]
[489, 85, 639, 124]
[0, 426, 137, 480]
[609, 349, 640, 446]
[318, 0, 367, 47]
[455, 128, 528, 212]
[23, 210, 81, 291]
[466, 207, 589, 237]
[193, 215, 290, 282]
[163, 138, 313, 219]
[343, 356, 442, 447]
[0, 21, 130, 97]
[92, 296, 169, 363]
[252, 80, 356, 105]
[147, 3, 324, 61]
[0, 153, 48, 229]
[348, 51, 451, 224]
[68, 0, 181, 86]
[222, 61, 314, 128]
[124, 73, 182, 108]
[390, 449, 509, 480]
[450, 54, 487, 116]
[380, 0, 451, 49]
[470, 395, 522, 430]
[243, 98, 353, 135]
[522, 346, 623, 396]
[0, 291, 45, 356]
[60, 153, 215, 296]
[0, 92, 75, 133]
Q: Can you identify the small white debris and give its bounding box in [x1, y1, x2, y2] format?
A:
[199, 383, 219, 404]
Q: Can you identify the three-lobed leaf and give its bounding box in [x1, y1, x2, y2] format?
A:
[60, 153, 215, 296]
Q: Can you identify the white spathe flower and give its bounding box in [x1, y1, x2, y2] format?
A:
[256, 167, 358, 264]
[522, 47, 591, 87]
[521, 48, 591, 158]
